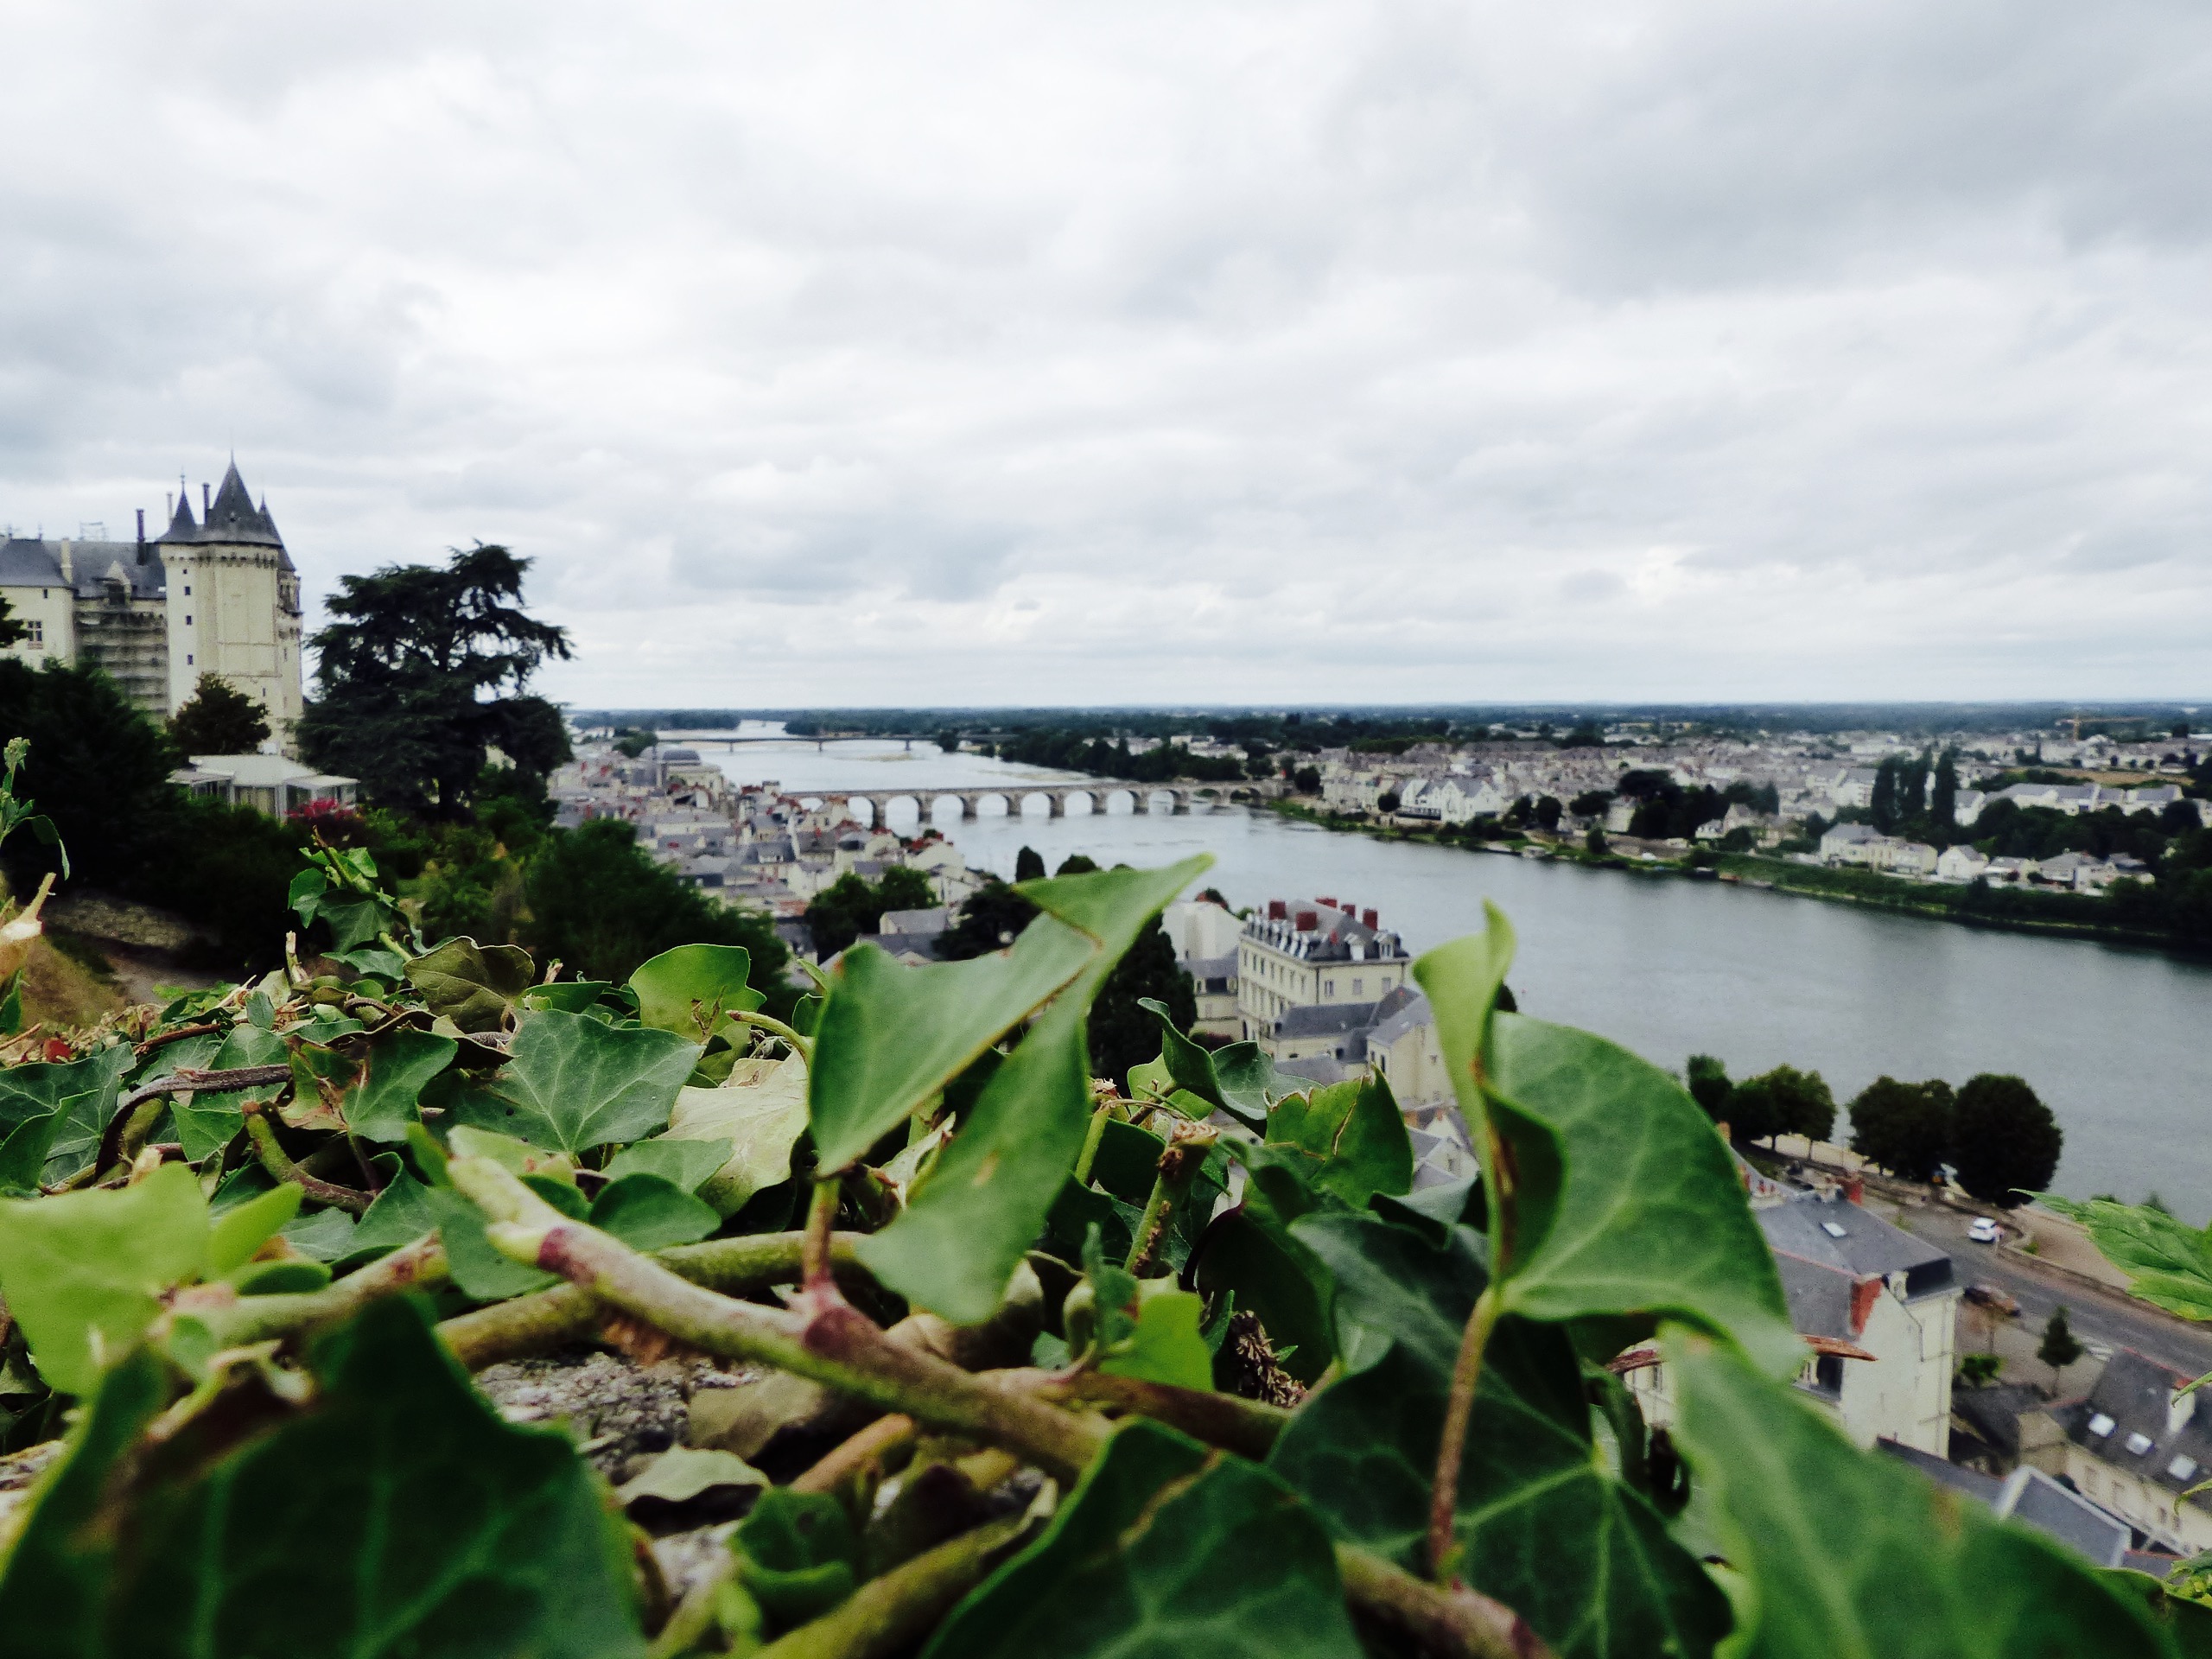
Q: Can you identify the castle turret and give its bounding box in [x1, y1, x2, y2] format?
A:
[160, 460, 305, 749]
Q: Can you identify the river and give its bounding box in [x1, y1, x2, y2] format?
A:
[695, 733, 2212, 1218]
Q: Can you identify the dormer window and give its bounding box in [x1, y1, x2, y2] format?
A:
[2170, 1455, 2199, 1483]
[2088, 1414, 2117, 1437]
[2126, 1432, 2155, 1456]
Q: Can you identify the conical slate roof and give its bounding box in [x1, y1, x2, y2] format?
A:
[159, 490, 198, 542]
[200, 460, 283, 546]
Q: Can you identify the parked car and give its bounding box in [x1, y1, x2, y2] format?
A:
[1967, 1217, 2002, 1244]
[1964, 1283, 2021, 1317]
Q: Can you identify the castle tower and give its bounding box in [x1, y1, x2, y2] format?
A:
[158, 461, 306, 749]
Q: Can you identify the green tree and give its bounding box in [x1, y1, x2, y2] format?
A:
[935, 729, 962, 753]
[2037, 1305, 2084, 1393]
[1735, 1064, 1835, 1145]
[298, 543, 572, 817]
[1949, 1073, 2063, 1208]
[1847, 1077, 1955, 1182]
[0, 593, 26, 651]
[1376, 791, 1401, 815]
[1088, 916, 1197, 1089]
[1958, 1352, 2004, 1388]
[520, 818, 787, 998]
[1291, 766, 1321, 794]
[936, 881, 1039, 959]
[1053, 853, 1100, 876]
[1930, 749, 1959, 836]
[1584, 826, 1607, 856]
[168, 673, 270, 756]
[1014, 845, 1046, 882]
[1534, 796, 1563, 832]
[1570, 790, 1613, 818]
[1870, 760, 1900, 834]
[1685, 1054, 1732, 1123]
[0, 659, 179, 894]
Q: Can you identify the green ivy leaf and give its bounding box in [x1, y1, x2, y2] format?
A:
[666, 1056, 810, 1216]
[588, 1173, 719, 1251]
[603, 1136, 734, 1195]
[1420, 909, 1796, 1370]
[807, 917, 1099, 1170]
[615, 1446, 766, 1508]
[2033, 1195, 2212, 1321]
[289, 1028, 458, 1145]
[1264, 1071, 1414, 1211]
[853, 859, 1210, 1322]
[0, 1297, 645, 1658]
[0, 1162, 207, 1395]
[1137, 997, 1285, 1127]
[207, 1184, 302, 1275]
[451, 1009, 700, 1156]
[923, 1418, 1360, 1659]
[13, 1046, 134, 1187]
[174, 1025, 288, 1163]
[734, 1488, 860, 1629]
[1097, 1282, 1214, 1391]
[427, 1185, 559, 1300]
[1667, 1332, 2172, 1659]
[626, 944, 764, 1043]
[1274, 1208, 1729, 1659]
[406, 937, 539, 1033]
[518, 981, 617, 1014]
[1192, 1206, 1336, 1385]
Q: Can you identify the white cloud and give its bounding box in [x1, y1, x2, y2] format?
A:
[4, 0, 2211, 704]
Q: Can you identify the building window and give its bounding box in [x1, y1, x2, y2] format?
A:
[184, 586, 191, 595]
[23, 620, 41, 648]
[1353, 978, 1363, 995]
[186, 654, 193, 665]
[185, 615, 192, 625]
[1325, 979, 1335, 995]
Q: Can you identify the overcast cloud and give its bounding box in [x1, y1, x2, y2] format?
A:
[4, 1, 2210, 706]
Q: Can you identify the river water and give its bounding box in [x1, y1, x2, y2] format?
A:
[696, 734, 2212, 1217]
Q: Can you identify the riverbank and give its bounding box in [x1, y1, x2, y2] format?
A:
[1265, 798, 2201, 956]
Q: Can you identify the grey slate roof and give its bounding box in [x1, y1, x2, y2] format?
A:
[1952, 1382, 2045, 1460]
[2058, 1348, 2212, 1515]
[159, 461, 283, 547]
[1998, 1468, 2130, 1567]
[1367, 986, 1432, 1047]
[1271, 1001, 1380, 1040]
[1757, 1193, 1954, 1291]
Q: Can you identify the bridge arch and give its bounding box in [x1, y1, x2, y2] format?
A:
[1062, 789, 1095, 817]
[973, 791, 1012, 818]
[1102, 788, 1137, 815]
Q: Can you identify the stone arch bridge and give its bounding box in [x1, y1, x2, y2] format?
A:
[806, 782, 1252, 825]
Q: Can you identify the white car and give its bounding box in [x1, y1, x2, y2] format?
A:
[1967, 1217, 2001, 1244]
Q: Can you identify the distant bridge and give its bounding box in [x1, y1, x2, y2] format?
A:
[790, 782, 1260, 823]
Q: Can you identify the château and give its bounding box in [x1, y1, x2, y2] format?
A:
[0, 460, 304, 740]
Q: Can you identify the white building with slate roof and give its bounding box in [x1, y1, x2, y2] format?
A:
[0, 461, 304, 738]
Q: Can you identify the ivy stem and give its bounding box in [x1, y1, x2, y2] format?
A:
[756, 1513, 1033, 1659]
[1335, 1544, 1554, 1659]
[1427, 1285, 1500, 1584]
[802, 1173, 842, 1291]
[1071, 1103, 1115, 1185]
[645, 1549, 737, 1659]
[454, 1158, 1110, 1478]
[167, 1234, 448, 1351]
[1020, 1370, 1289, 1460]
[1122, 1125, 1217, 1277]
[438, 1229, 864, 1370]
[240, 1105, 372, 1215]
[731, 1008, 814, 1063]
[791, 1413, 918, 1495]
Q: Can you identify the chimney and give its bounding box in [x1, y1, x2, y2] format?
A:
[1849, 1276, 1882, 1337]
[202, 482, 211, 515]
[1843, 1175, 1864, 1205]
[1362, 908, 1378, 929]
[1318, 895, 1336, 908]
[1295, 910, 1319, 931]
[1268, 899, 1287, 920]
[137, 508, 144, 543]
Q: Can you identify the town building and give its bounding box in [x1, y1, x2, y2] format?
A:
[2021, 1349, 2212, 1554]
[1236, 898, 1410, 1044]
[0, 461, 304, 736]
[1627, 1183, 1959, 1456]
[171, 753, 357, 816]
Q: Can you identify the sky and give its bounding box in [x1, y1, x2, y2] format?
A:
[4, 1, 2211, 708]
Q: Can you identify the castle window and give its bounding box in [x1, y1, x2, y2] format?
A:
[185, 615, 192, 626]
[25, 620, 41, 647]
[183, 586, 190, 595]
[186, 654, 193, 665]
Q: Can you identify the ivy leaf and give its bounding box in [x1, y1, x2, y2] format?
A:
[0, 1162, 207, 1395]
[406, 937, 538, 1033]
[1667, 1332, 2172, 1659]
[626, 944, 764, 1043]
[735, 1488, 860, 1628]
[1137, 997, 1284, 1127]
[615, 1446, 766, 1508]
[0, 1297, 645, 1658]
[1419, 908, 1796, 1371]
[922, 1419, 1360, 1659]
[289, 1028, 458, 1145]
[603, 1136, 734, 1195]
[808, 918, 1096, 1171]
[207, 1184, 302, 1275]
[588, 1173, 719, 1251]
[666, 1055, 810, 1216]
[1275, 1208, 1727, 1659]
[451, 1009, 700, 1156]
[13, 1046, 134, 1187]
[1265, 1071, 1414, 1211]
[854, 859, 1210, 1322]
[174, 1025, 288, 1164]
[1192, 1207, 1336, 1385]
[519, 981, 617, 1015]
[1098, 1283, 1214, 1390]
[2033, 1195, 2212, 1321]
[334, 1158, 433, 1268]
[289, 866, 402, 955]
[427, 1185, 559, 1300]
